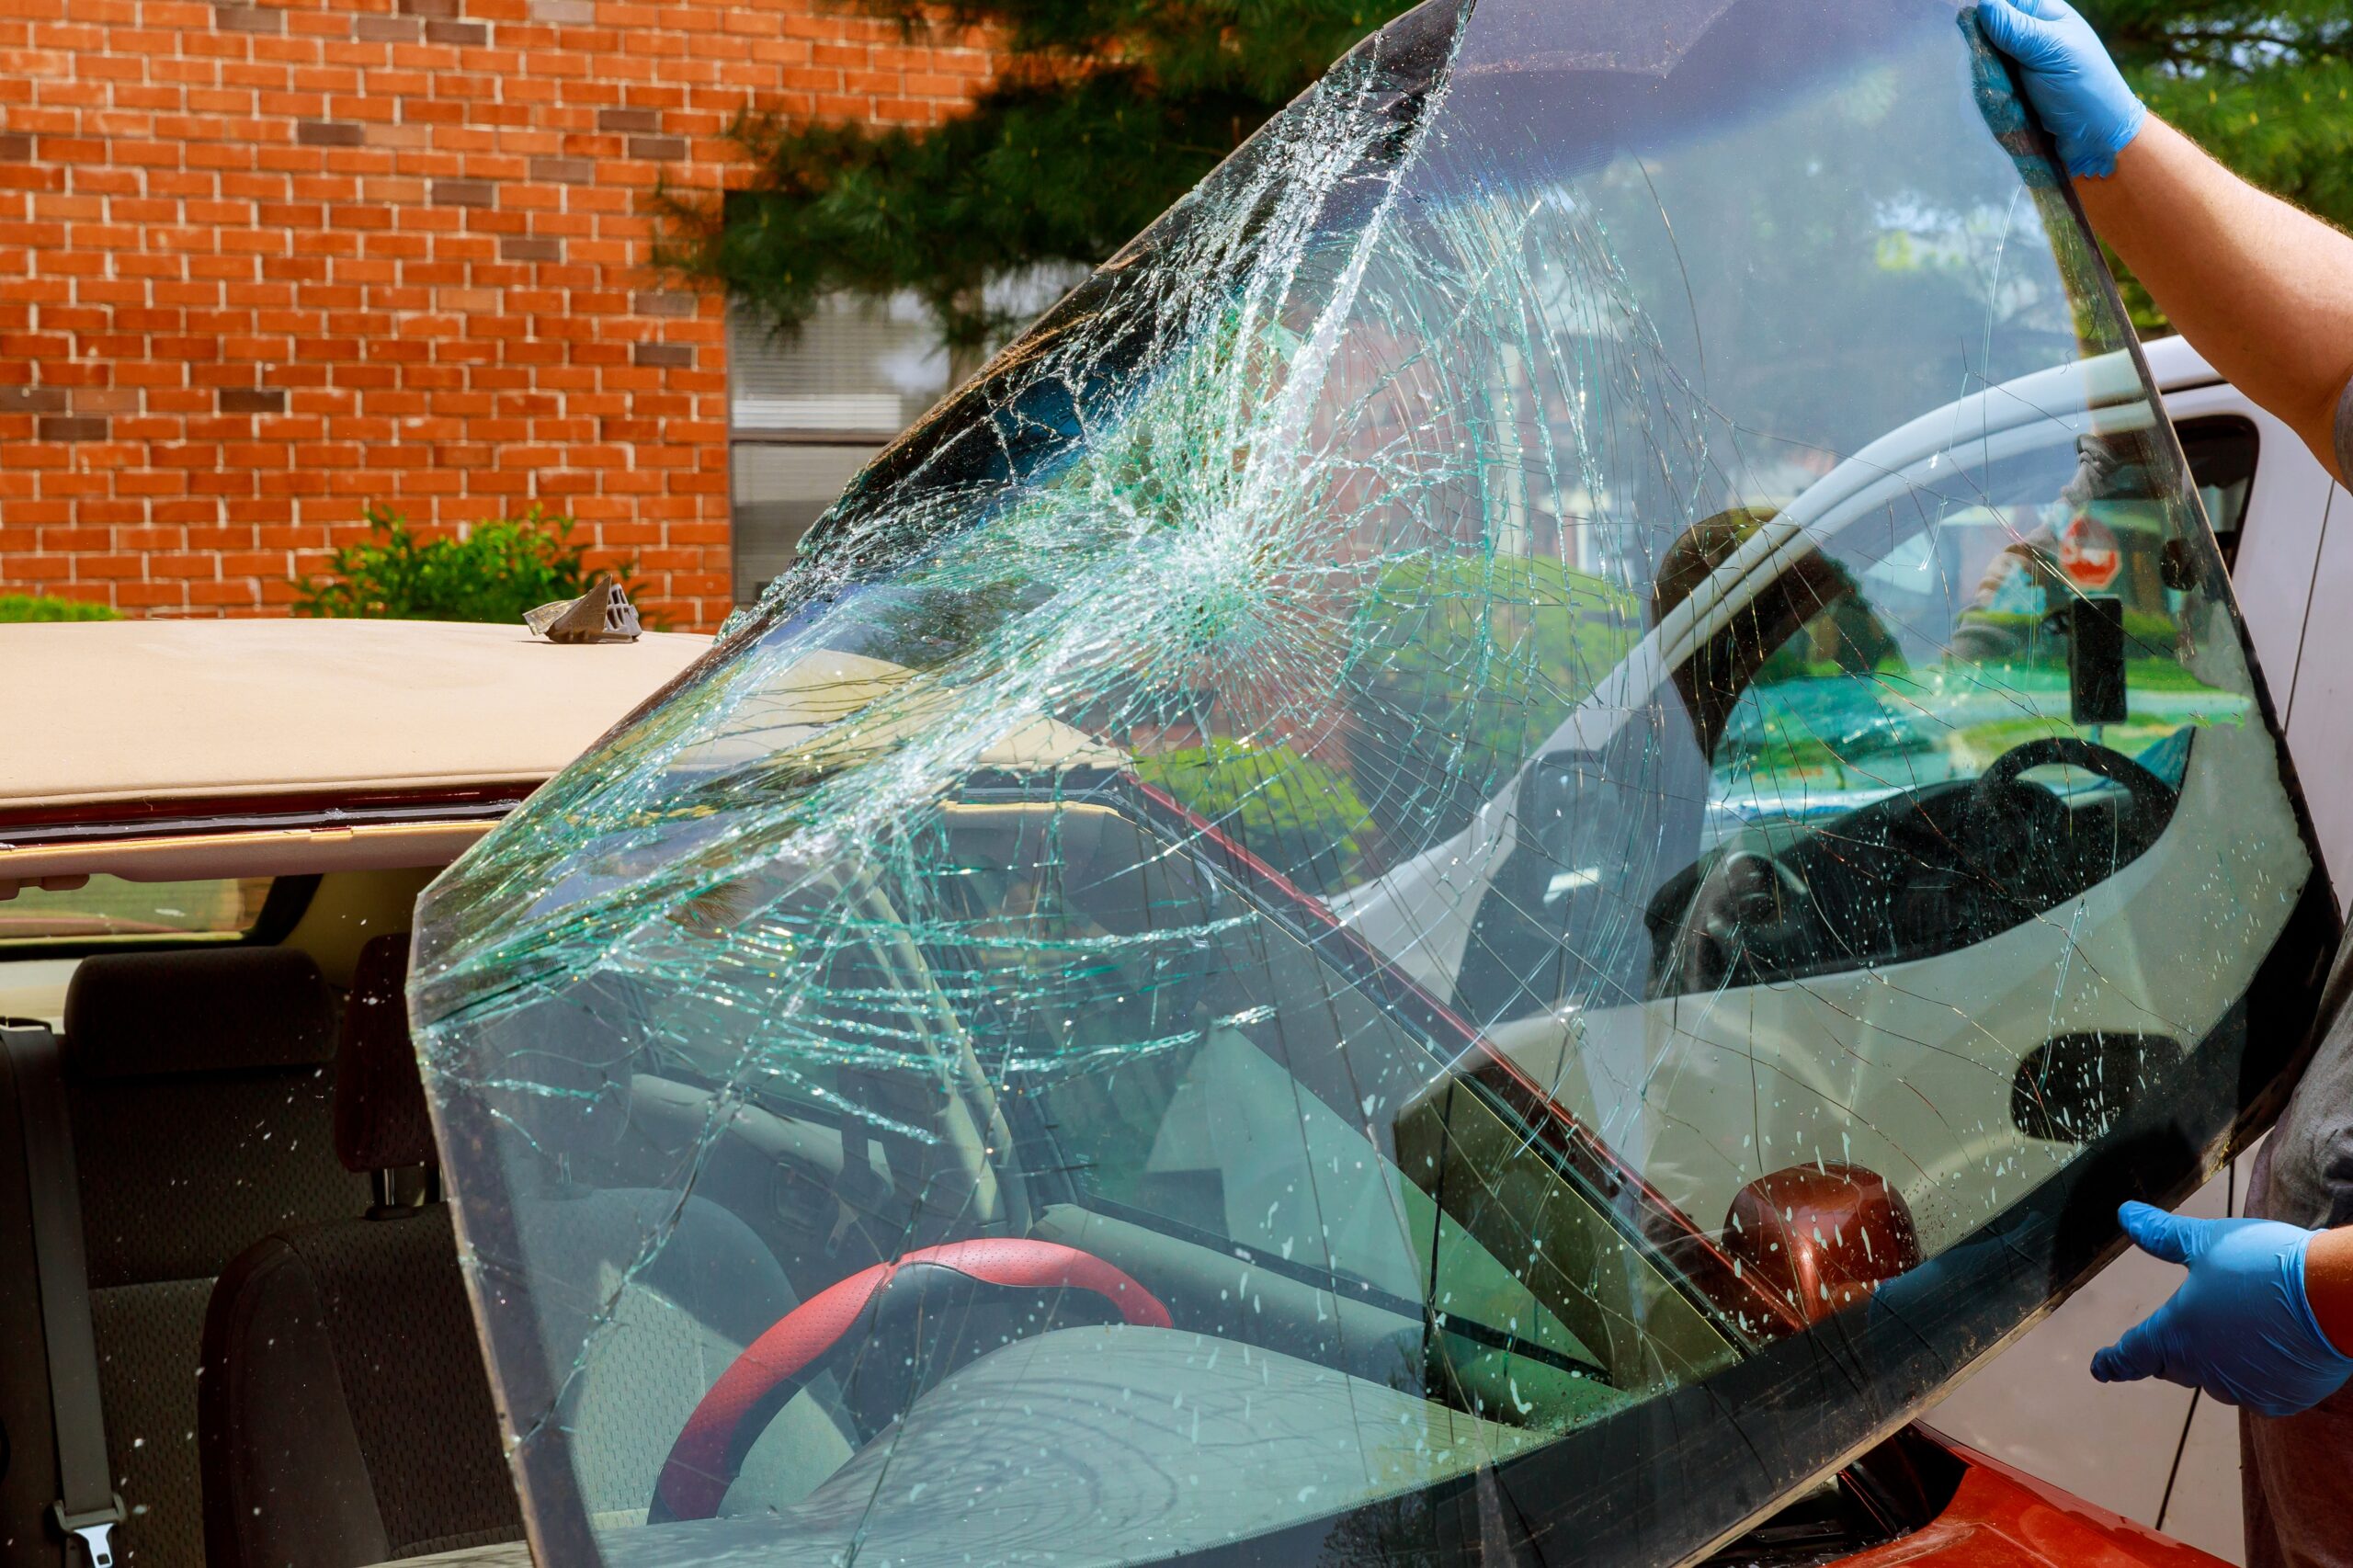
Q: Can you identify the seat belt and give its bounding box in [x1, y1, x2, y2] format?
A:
[4, 1020, 124, 1568]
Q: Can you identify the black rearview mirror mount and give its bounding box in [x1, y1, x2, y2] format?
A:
[2068, 596, 2127, 727]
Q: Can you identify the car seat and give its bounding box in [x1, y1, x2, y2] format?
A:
[197, 933, 522, 1568]
[58, 947, 370, 1568]
[199, 935, 842, 1566]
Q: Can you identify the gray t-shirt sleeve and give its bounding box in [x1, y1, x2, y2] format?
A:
[2334, 372, 2353, 484]
[2256, 929, 2353, 1229]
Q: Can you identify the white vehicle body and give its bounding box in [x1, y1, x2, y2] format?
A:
[1330, 333, 2343, 1565]
[1933, 334, 2353, 1565]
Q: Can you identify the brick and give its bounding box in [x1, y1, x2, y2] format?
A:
[37, 416, 108, 441]
[0, 0, 991, 633]
[214, 5, 283, 34]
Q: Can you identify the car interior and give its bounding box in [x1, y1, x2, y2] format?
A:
[0, 865, 532, 1568]
[402, 783, 1970, 1564]
[1453, 490, 2198, 1036]
[0, 771, 2147, 1568]
[0, 684, 2160, 1568]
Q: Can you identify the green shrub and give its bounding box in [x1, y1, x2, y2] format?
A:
[0, 595, 122, 622]
[1350, 555, 1643, 843]
[1134, 738, 1371, 896]
[293, 506, 632, 624]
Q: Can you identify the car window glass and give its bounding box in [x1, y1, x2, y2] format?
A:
[1684, 446, 2239, 986]
[406, 2, 2335, 1564]
[2177, 415, 2259, 566]
[931, 802, 1625, 1386]
[0, 875, 275, 945]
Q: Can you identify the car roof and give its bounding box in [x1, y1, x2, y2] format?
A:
[0, 618, 712, 815]
[663, 649, 1129, 780]
[2140, 332, 2220, 392]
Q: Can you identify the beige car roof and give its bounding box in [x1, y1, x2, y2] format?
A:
[681, 649, 1127, 776]
[1, 619, 713, 814]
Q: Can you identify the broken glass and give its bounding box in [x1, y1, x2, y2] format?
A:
[410, 0, 2337, 1562]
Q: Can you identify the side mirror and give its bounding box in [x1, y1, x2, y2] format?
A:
[1722, 1163, 1923, 1324]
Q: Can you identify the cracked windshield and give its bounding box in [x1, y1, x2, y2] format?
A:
[411, 0, 2326, 1562]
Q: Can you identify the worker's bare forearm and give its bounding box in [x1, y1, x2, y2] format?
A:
[2312, 1225, 2353, 1357]
[2074, 116, 2353, 485]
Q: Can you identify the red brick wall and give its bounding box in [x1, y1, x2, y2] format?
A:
[0, 0, 995, 630]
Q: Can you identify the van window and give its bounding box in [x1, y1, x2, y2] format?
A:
[1679, 451, 2238, 986]
[2177, 416, 2259, 566]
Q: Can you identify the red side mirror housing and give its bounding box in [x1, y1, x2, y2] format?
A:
[1723, 1163, 1923, 1324]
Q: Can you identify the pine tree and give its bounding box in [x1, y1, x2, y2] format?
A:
[657, 0, 2353, 345]
[652, 0, 1412, 350]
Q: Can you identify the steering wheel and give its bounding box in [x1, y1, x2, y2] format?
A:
[1679, 846, 1813, 993]
[1964, 735, 2176, 871]
[648, 1239, 1171, 1523]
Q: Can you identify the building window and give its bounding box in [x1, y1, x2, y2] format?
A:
[726, 295, 952, 605]
[726, 272, 1090, 605]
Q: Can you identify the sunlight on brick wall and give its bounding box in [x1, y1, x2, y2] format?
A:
[0, 0, 995, 629]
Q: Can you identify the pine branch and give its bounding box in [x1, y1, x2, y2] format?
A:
[654, 0, 1408, 345]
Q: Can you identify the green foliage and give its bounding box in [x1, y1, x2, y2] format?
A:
[1134, 736, 1372, 894]
[1350, 556, 1641, 841]
[293, 506, 627, 624]
[655, 0, 1414, 348]
[0, 595, 121, 622]
[2082, 0, 2353, 330]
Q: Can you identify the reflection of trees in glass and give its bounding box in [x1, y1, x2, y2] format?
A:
[1348, 555, 1641, 849]
[1753, 574, 1906, 683]
[1588, 53, 2090, 472]
[1134, 737, 1371, 895]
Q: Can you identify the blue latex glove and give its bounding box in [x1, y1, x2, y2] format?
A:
[2090, 1201, 2353, 1418]
[1973, 0, 2146, 178]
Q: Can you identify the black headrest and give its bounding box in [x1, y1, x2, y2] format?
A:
[334, 932, 437, 1173]
[63, 948, 335, 1079]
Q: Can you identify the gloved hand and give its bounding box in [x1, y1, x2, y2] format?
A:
[1973, 0, 2146, 178]
[2090, 1200, 2353, 1418]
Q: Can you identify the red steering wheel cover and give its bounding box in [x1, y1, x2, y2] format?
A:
[653, 1238, 1172, 1521]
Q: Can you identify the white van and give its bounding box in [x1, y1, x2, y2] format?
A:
[1327, 327, 2346, 1564]
[1934, 332, 2353, 1565]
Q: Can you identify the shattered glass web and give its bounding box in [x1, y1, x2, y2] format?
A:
[410, 0, 2319, 1563]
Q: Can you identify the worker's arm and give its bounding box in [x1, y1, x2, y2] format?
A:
[2090, 1202, 2353, 1417]
[2314, 1224, 2353, 1352]
[2077, 122, 2353, 485]
[1978, 0, 2353, 485]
